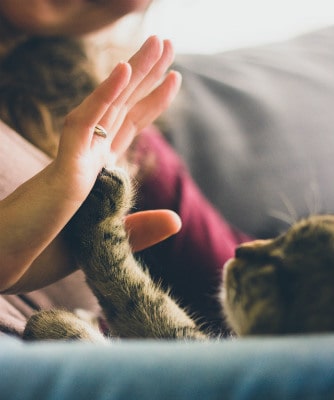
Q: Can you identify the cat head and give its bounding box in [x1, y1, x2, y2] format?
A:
[221, 215, 334, 336]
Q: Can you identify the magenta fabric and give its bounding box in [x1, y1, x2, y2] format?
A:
[135, 127, 250, 334]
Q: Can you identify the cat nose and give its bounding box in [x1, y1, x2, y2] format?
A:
[235, 240, 270, 258]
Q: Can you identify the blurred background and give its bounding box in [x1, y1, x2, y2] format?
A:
[140, 0, 334, 53]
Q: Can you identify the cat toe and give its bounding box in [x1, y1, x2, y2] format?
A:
[92, 167, 133, 217]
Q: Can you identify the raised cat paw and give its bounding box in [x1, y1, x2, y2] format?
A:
[82, 167, 133, 223]
[65, 167, 134, 274]
[66, 167, 133, 240]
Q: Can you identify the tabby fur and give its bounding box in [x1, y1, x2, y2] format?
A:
[2, 22, 333, 341]
[24, 167, 334, 341]
[222, 215, 334, 335]
[24, 168, 206, 341]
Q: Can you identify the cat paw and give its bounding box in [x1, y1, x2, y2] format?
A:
[23, 309, 106, 343]
[90, 167, 133, 221]
[65, 167, 134, 273]
[67, 167, 133, 238]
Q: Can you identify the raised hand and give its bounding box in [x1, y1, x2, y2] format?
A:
[55, 35, 182, 252]
[0, 37, 182, 292]
[55, 36, 181, 204]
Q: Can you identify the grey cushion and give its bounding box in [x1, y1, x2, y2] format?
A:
[164, 26, 334, 237]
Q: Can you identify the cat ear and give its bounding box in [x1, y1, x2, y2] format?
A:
[235, 239, 272, 259]
[234, 239, 285, 267]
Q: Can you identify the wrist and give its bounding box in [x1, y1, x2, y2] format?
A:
[45, 160, 91, 206]
[0, 162, 86, 277]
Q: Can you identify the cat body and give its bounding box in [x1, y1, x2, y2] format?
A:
[24, 168, 334, 341]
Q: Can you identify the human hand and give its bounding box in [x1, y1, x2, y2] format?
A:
[56, 35, 182, 255]
[0, 37, 182, 293]
[53, 36, 181, 205]
[125, 210, 181, 252]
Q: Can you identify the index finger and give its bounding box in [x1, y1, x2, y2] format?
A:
[113, 36, 164, 107]
[59, 62, 132, 155]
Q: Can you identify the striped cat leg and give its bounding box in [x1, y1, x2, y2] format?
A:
[67, 168, 206, 340]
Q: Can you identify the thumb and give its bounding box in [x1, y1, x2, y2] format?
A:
[125, 210, 182, 252]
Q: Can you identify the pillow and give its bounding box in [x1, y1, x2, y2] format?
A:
[163, 25, 334, 238]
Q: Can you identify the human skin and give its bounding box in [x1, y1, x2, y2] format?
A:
[0, 0, 153, 35]
[0, 34, 182, 293]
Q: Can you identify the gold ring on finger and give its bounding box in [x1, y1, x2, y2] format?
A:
[94, 124, 108, 138]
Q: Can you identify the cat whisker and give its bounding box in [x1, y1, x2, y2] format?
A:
[305, 180, 322, 216]
[267, 209, 297, 227]
[268, 192, 298, 227]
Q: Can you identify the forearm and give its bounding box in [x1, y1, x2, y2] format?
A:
[0, 162, 82, 292]
[2, 234, 76, 294]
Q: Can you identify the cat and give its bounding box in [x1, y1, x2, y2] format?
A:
[23, 167, 334, 342]
[23, 168, 206, 342]
[222, 214, 334, 335]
